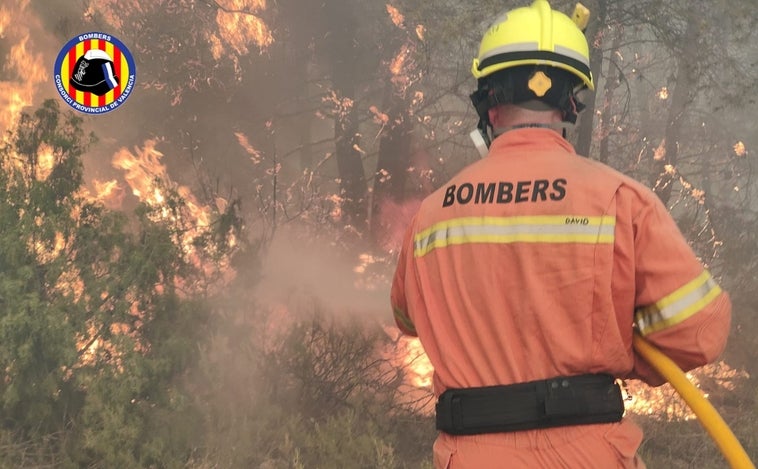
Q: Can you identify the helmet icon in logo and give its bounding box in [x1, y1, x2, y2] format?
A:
[69, 49, 119, 96]
[54, 32, 136, 114]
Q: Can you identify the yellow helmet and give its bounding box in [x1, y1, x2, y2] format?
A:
[472, 0, 593, 90]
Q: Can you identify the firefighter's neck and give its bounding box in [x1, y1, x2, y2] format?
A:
[489, 104, 564, 137]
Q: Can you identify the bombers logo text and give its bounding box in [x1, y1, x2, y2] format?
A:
[54, 32, 136, 114]
[443, 179, 567, 207]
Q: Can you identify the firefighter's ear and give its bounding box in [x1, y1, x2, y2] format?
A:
[488, 106, 501, 127]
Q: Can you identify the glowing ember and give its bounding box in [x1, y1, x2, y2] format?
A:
[653, 139, 666, 161]
[733, 141, 746, 157]
[657, 87, 669, 100]
[235, 131, 263, 164]
[369, 105, 390, 125]
[323, 91, 354, 120]
[415, 25, 426, 41]
[326, 193, 344, 222]
[390, 43, 411, 77]
[690, 188, 705, 203]
[386, 4, 405, 28]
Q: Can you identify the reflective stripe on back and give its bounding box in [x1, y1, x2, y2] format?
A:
[413, 215, 615, 257]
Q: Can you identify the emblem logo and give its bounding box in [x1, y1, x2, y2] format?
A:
[54, 32, 136, 114]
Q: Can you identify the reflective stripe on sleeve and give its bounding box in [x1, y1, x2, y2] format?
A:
[635, 270, 722, 336]
[393, 306, 416, 334]
[413, 215, 615, 257]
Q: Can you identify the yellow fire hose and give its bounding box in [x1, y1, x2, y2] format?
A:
[633, 333, 755, 468]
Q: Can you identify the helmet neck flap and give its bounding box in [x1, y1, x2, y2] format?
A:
[469, 0, 593, 149]
[470, 66, 586, 143]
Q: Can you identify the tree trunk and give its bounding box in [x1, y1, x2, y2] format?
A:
[323, 0, 367, 230]
[369, 84, 414, 249]
[598, 25, 622, 164]
[654, 9, 699, 205]
[575, 0, 608, 158]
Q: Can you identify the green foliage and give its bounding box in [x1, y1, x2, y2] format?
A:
[0, 100, 92, 437]
[0, 100, 240, 467]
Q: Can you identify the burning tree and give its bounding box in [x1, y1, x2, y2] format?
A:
[0, 100, 242, 467]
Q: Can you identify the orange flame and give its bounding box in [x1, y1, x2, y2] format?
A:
[387, 37, 418, 96]
[624, 361, 749, 421]
[110, 139, 236, 286]
[653, 139, 666, 161]
[36, 143, 55, 181]
[415, 24, 426, 41]
[390, 43, 410, 77]
[30, 229, 66, 264]
[112, 139, 169, 203]
[401, 337, 433, 388]
[211, 0, 273, 59]
[92, 178, 126, 209]
[235, 131, 262, 164]
[0, 5, 11, 37]
[733, 141, 746, 157]
[112, 140, 212, 252]
[0, 2, 46, 135]
[386, 4, 405, 28]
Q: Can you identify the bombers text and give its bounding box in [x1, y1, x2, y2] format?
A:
[79, 33, 112, 42]
[443, 179, 567, 207]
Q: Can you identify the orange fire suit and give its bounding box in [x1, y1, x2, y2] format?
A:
[391, 128, 732, 468]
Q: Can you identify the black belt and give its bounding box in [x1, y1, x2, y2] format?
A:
[436, 373, 624, 435]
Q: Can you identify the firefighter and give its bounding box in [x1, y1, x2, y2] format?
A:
[390, 1, 732, 467]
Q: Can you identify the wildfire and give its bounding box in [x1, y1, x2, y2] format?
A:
[0, 2, 46, 136]
[111, 139, 230, 277]
[624, 361, 749, 421]
[400, 336, 433, 388]
[211, 0, 273, 60]
[384, 3, 420, 97]
[383, 326, 434, 414]
[112, 139, 170, 203]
